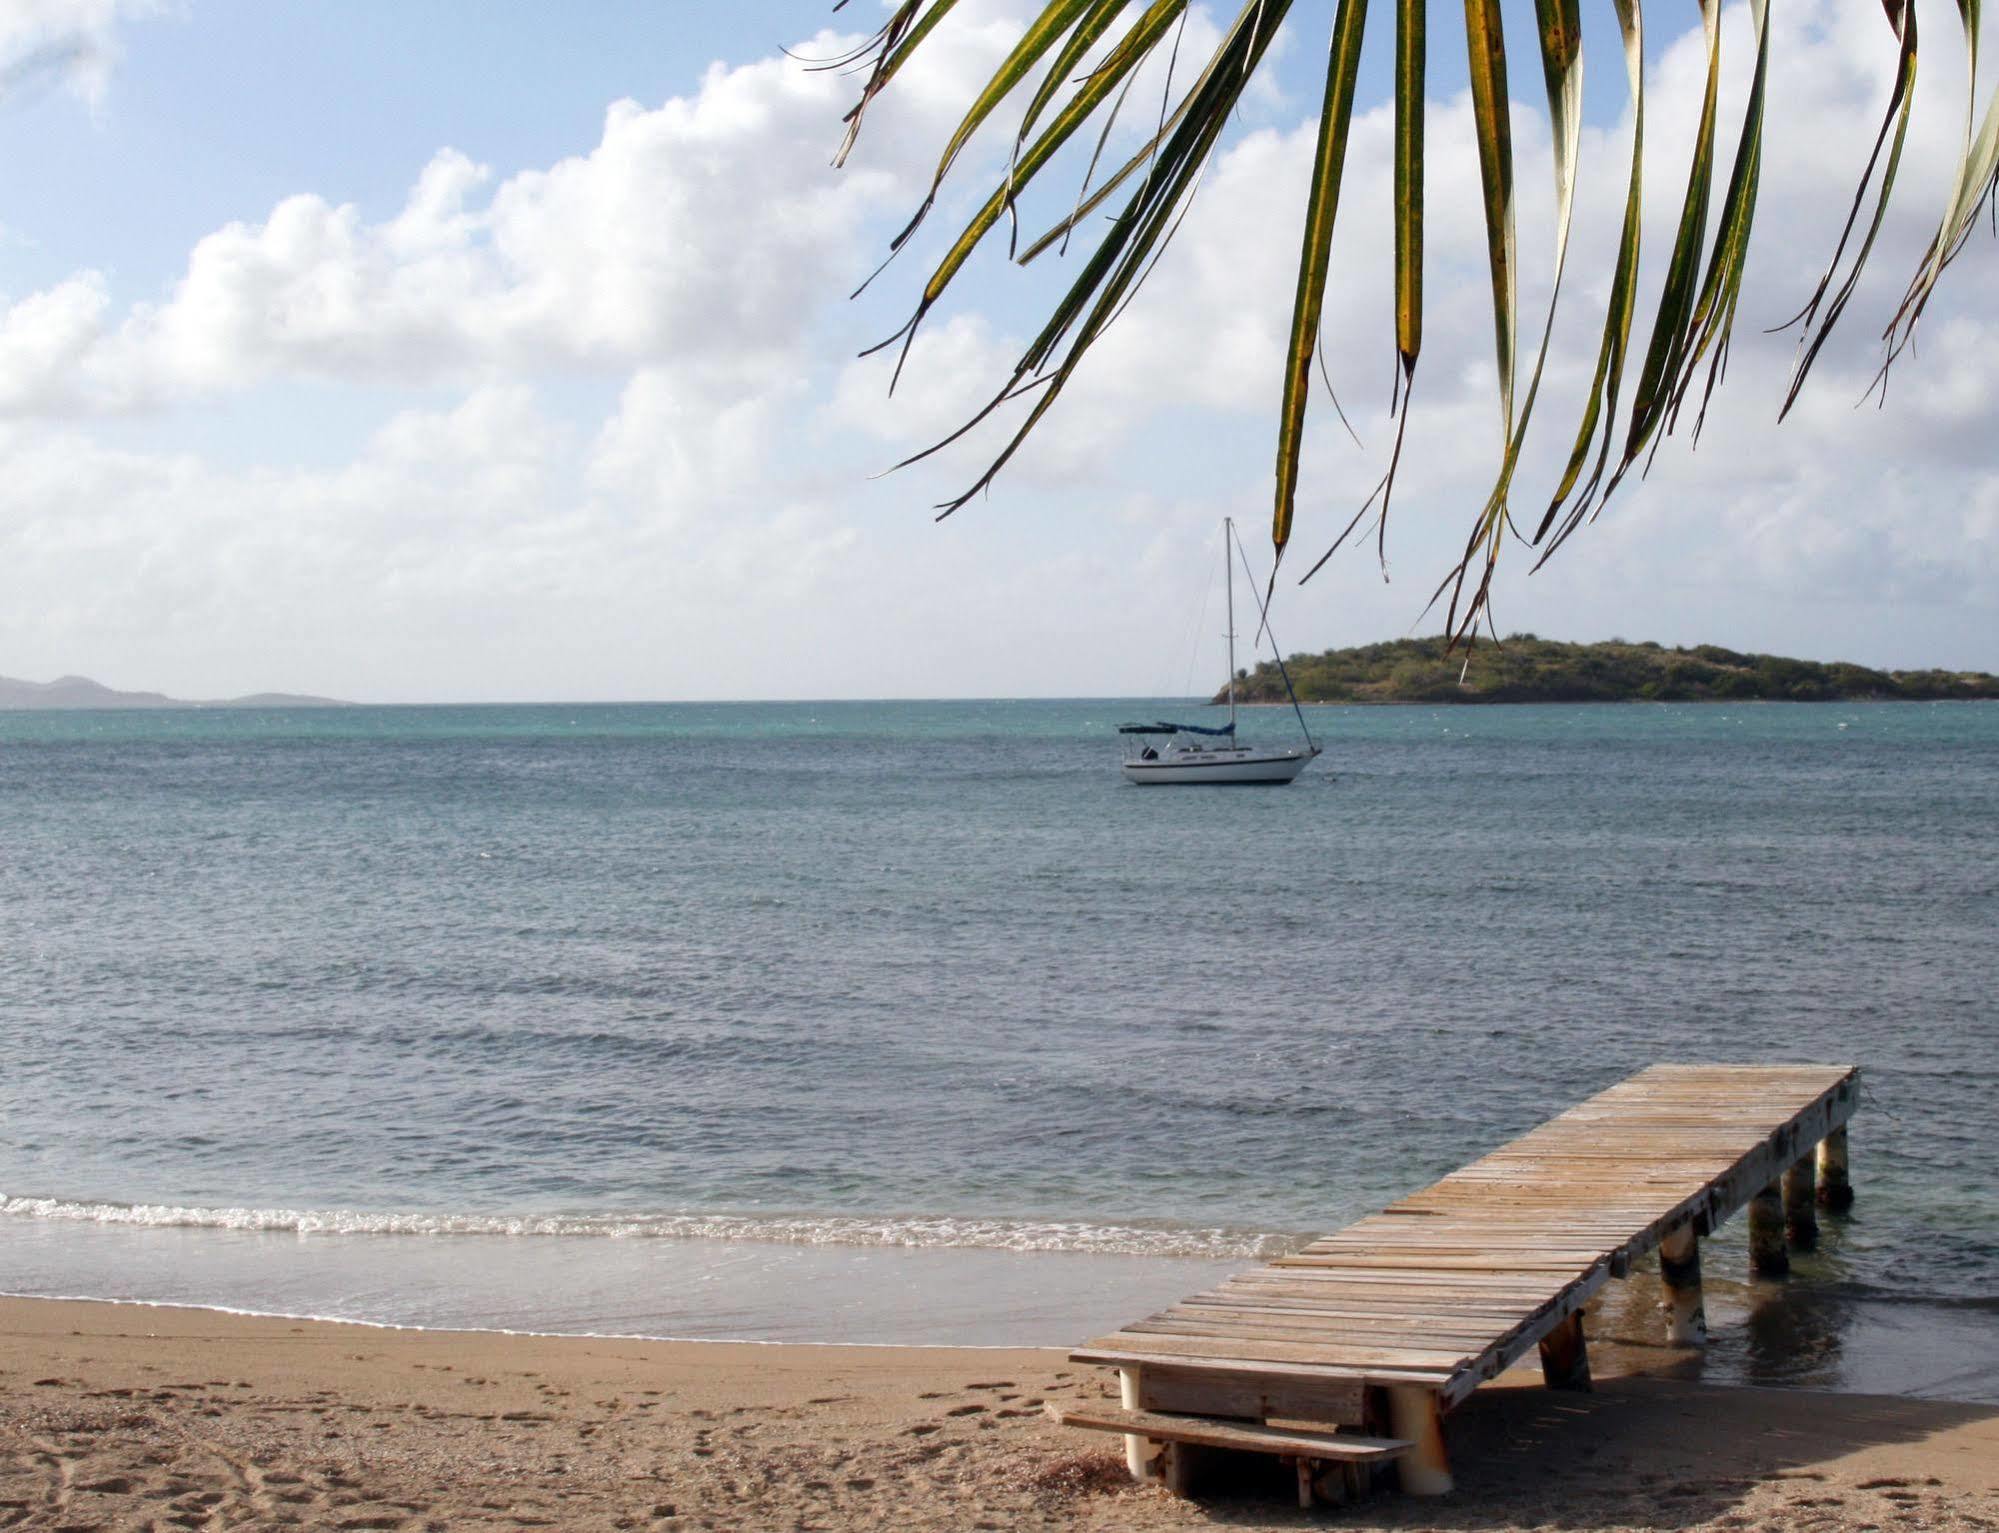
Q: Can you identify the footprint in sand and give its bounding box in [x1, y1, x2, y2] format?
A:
[75, 1477, 135, 1495]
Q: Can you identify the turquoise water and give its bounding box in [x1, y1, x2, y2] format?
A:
[1, 700, 1995, 1396]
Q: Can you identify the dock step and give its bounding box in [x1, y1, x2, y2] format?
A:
[1044, 1402, 1411, 1462]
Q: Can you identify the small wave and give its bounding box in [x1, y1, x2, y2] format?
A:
[1818, 1281, 1999, 1313]
[0, 1194, 1298, 1261]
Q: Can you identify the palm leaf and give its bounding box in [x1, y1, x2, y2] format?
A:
[1537, 0, 1643, 552]
[1462, 0, 1518, 442]
[1603, 0, 1721, 504]
[1394, 0, 1425, 402]
[887, 0, 1295, 513]
[1660, 0, 1770, 447]
[833, 2, 964, 168]
[1778, 0, 1918, 418]
[1882, 0, 1983, 360]
[829, 0, 1996, 633]
[1884, 41, 1999, 366]
[865, 0, 1191, 376]
[1273, 0, 1372, 563]
[1436, 0, 1583, 639]
[914, 0, 1107, 236]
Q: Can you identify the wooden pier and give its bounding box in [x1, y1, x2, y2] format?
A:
[1051, 1063, 1860, 1504]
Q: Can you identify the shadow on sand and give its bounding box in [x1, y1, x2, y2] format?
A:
[1141, 1262, 1999, 1529]
[1174, 1376, 1995, 1529]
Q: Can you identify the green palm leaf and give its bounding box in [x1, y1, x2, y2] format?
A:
[832, 0, 1996, 641]
[1777, 0, 1917, 419]
[1605, 0, 1722, 506]
[1537, 0, 1643, 553]
[1438, 0, 1584, 640]
[1274, 0, 1370, 563]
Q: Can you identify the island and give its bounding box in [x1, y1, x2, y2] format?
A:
[0, 674, 347, 710]
[1219, 636, 1999, 705]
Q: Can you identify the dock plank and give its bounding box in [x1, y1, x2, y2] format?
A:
[1046, 1403, 1412, 1463]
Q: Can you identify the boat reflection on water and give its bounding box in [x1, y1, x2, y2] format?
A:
[1577, 1226, 1999, 1405]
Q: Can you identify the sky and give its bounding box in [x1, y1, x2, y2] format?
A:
[0, 0, 1993, 702]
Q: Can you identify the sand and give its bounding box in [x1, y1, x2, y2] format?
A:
[3, 1298, 1996, 1532]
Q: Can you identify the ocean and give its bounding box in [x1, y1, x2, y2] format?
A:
[2, 699, 1995, 1401]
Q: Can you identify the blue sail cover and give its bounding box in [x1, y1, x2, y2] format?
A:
[1116, 720, 1237, 736]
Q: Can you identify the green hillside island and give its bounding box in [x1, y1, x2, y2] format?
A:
[1219, 637, 1999, 705]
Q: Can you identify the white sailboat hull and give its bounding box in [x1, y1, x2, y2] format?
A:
[1120, 747, 1320, 785]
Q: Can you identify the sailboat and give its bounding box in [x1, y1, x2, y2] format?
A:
[1118, 518, 1322, 785]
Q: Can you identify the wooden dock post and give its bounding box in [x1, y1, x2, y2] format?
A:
[1749, 1180, 1790, 1276]
[1817, 1126, 1854, 1210]
[1658, 1223, 1707, 1345]
[1118, 1367, 1163, 1483]
[1538, 1311, 1593, 1391]
[1386, 1388, 1452, 1496]
[1783, 1156, 1819, 1249]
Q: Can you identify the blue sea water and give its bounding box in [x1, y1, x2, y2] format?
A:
[1, 700, 1995, 1398]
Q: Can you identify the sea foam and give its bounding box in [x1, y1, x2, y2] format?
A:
[0, 1194, 1297, 1260]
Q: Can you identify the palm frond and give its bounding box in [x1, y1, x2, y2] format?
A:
[1537, 0, 1643, 553]
[832, 0, 1995, 644]
[1274, 0, 1370, 565]
[1776, 0, 1917, 419]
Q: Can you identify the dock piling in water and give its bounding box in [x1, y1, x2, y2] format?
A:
[1783, 1157, 1819, 1248]
[1749, 1181, 1790, 1276]
[1817, 1125, 1854, 1210]
[1658, 1223, 1707, 1345]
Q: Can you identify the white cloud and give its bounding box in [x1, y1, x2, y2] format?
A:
[0, 14, 1042, 412]
[0, 271, 109, 410]
[0, 370, 875, 699]
[0, 3, 1268, 419]
[0, 0, 153, 107]
[0, 0, 1992, 700]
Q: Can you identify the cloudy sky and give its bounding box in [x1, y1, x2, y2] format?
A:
[0, 1, 1992, 701]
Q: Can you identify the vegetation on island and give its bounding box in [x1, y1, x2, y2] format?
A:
[1219, 637, 1999, 705]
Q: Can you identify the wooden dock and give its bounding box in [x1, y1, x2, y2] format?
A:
[1051, 1063, 1860, 1504]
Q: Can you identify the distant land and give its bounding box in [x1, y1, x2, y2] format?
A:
[1222, 637, 1999, 705]
[0, 674, 347, 711]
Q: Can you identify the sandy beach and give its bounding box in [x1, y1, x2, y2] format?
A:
[2, 1298, 1995, 1532]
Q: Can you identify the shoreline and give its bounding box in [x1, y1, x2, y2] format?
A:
[5, 1297, 1997, 1530]
[8, 1215, 1998, 1404]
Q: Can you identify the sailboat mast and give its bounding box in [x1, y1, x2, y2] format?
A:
[1223, 517, 1236, 736]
